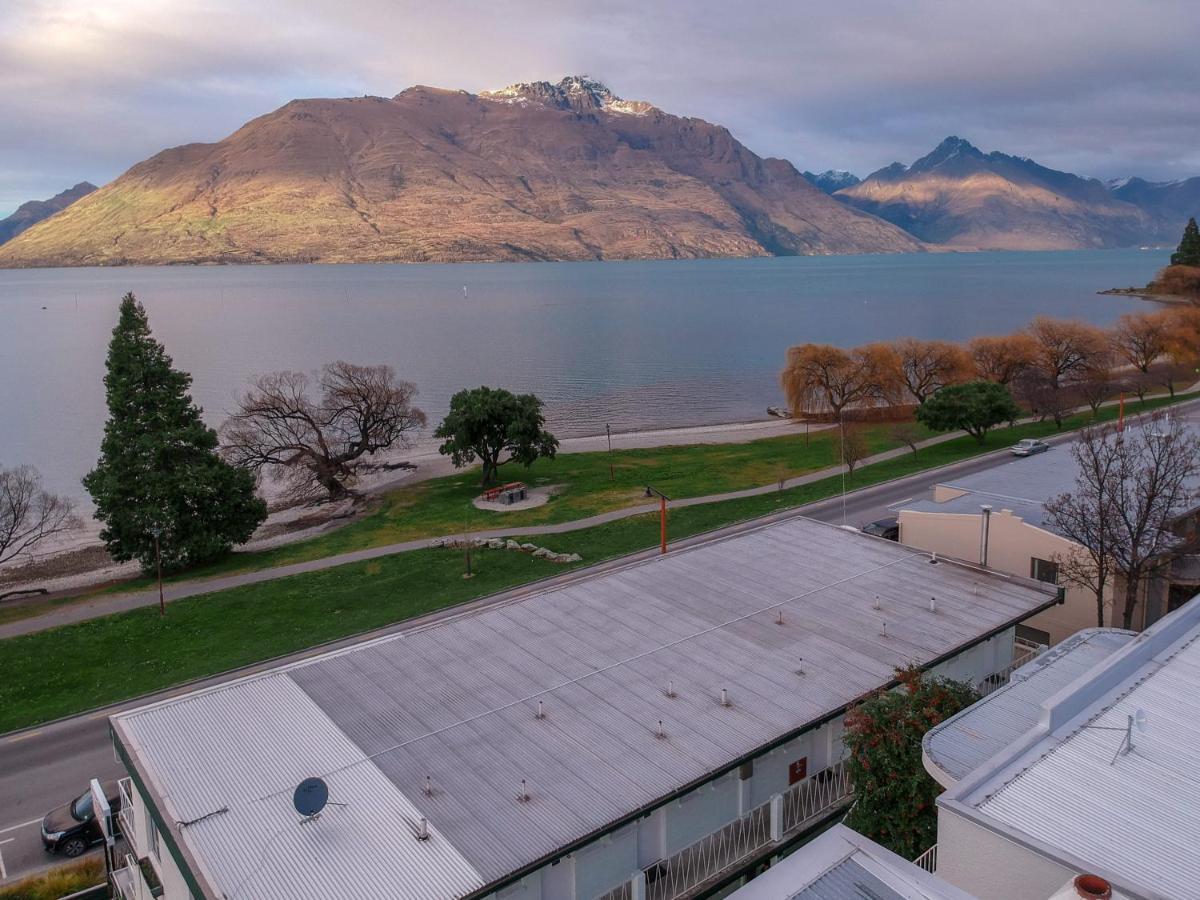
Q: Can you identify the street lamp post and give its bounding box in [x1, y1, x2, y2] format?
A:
[644, 486, 671, 555]
[150, 526, 165, 617]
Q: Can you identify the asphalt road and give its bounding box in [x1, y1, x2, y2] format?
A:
[2, 399, 1194, 885]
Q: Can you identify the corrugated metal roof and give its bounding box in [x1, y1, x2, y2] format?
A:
[727, 825, 973, 900]
[113, 515, 1055, 900]
[946, 602, 1200, 899]
[923, 628, 1136, 784]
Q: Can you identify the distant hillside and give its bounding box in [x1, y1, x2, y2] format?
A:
[1109, 177, 1200, 242]
[835, 137, 1153, 250]
[0, 182, 96, 245]
[802, 169, 861, 194]
[0, 77, 922, 268]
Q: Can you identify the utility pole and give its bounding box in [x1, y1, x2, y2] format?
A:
[150, 526, 165, 616]
[606, 423, 614, 482]
[645, 486, 671, 555]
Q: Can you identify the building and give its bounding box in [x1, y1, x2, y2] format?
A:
[724, 824, 974, 900]
[925, 598, 1200, 900]
[107, 515, 1058, 900]
[898, 417, 1200, 645]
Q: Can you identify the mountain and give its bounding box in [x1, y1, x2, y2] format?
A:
[0, 77, 922, 268]
[802, 169, 861, 194]
[1108, 177, 1200, 242]
[834, 137, 1153, 250]
[0, 182, 97, 245]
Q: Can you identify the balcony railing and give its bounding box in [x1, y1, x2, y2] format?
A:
[913, 843, 937, 873]
[598, 760, 853, 900]
[977, 641, 1045, 697]
[117, 777, 137, 855]
[111, 853, 155, 900]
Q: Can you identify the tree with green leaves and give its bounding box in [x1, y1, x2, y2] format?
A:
[434, 386, 559, 486]
[84, 293, 266, 572]
[844, 667, 979, 859]
[916, 380, 1020, 444]
[1171, 217, 1200, 267]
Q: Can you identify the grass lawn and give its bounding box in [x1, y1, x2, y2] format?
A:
[0, 393, 1190, 732]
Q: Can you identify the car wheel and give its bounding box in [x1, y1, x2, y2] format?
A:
[61, 836, 88, 857]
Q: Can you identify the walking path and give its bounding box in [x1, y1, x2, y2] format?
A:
[3, 392, 1194, 640]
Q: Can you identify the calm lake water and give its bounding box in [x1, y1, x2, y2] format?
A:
[0, 250, 1164, 501]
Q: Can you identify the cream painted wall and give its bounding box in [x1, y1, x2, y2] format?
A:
[937, 807, 1075, 900]
[900, 509, 1110, 644]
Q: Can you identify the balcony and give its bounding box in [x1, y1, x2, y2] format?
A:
[111, 853, 160, 900]
[599, 760, 854, 900]
[117, 777, 138, 855]
[977, 638, 1044, 697]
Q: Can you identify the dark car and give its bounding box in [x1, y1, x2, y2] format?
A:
[41, 782, 122, 857]
[861, 516, 900, 541]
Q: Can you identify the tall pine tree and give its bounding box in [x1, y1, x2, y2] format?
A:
[84, 293, 266, 571]
[1172, 217, 1200, 266]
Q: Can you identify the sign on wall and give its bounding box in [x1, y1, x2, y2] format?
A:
[788, 757, 808, 785]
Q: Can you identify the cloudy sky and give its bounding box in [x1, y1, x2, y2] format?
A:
[3, 0, 1199, 215]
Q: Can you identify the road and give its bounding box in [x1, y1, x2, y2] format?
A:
[2, 398, 1194, 885]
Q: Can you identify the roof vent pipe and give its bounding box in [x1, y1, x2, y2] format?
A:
[665, 680, 676, 698]
[416, 817, 430, 841]
[796, 657, 805, 675]
[980, 504, 993, 566]
[873, 594, 881, 610]
[776, 609, 784, 625]
[535, 700, 545, 720]
[720, 688, 731, 707]
[423, 776, 433, 797]
[517, 780, 530, 803]
[656, 720, 666, 739]
[930, 551, 939, 565]
[929, 596, 937, 613]
[1072, 874, 1112, 899]
[881, 620, 887, 638]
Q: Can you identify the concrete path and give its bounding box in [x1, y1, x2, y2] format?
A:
[3, 392, 1194, 640]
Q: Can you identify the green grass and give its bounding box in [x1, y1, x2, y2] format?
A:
[0, 393, 1189, 733]
[0, 857, 103, 900]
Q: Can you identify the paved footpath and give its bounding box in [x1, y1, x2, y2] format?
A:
[4, 394, 1195, 640]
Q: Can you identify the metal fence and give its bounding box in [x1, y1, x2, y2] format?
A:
[913, 843, 938, 873]
[977, 640, 1045, 697]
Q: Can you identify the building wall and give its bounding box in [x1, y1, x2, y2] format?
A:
[124, 781, 194, 900]
[900, 509, 1107, 644]
[936, 807, 1075, 900]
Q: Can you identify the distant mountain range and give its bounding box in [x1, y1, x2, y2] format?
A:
[0, 182, 96, 245]
[0, 77, 921, 268]
[1, 94, 1195, 267]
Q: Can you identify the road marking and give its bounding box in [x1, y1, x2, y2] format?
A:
[0, 818, 41, 835]
[2, 730, 42, 744]
[885, 497, 913, 509]
[0, 838, 12, 845]
[0, 844, 7, 879]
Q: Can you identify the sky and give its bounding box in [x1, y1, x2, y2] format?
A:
[3, 0, 1199, 216]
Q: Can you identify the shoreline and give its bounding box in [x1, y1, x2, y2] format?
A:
[0, 414, 809, 597]
[1097, 286, 1195, 305]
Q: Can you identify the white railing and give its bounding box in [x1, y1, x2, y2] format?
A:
[118, 777, 137, 855]
[111, 852, 155, 900]
[913, 843, 938, 873]
[598, 761, 854, 900]
[977, 642, 1045, 697]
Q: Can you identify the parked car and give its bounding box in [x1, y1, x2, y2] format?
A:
[1010, 438, 1050, 457]
[861, 516, 900, 541]
[41, 782, 122, 857]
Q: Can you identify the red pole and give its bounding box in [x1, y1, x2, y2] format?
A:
[660, 496, 667, 555]
[1118, 393, 1125, 432]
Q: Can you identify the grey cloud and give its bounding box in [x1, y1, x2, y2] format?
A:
[2, 0, 1198, 214]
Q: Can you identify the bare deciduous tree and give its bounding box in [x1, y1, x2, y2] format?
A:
[1110, 311, 1170, 380]
[892, 338, 974, 404]
[1073, 354, 1115, 416]
[968, 333, 1038, 386]
[1026, 317, 1106, 389]
[888, 421, 924, 456]
[1045, 415, 1200, 630]
[837, 423, 871, 476]
[222, 362, 427, 501]
[780, 343, 899, 417]
[0, 464, 80, 570]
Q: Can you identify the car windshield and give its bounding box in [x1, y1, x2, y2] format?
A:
[70, 792, 93, 821]
[1016, 440, 1035, 447]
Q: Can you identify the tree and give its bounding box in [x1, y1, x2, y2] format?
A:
[915, 381, 1020, 444]
[836, 423, 870, 476]
[1026, 317, 1106, 390]
[844, 668, 979, 859]
[1045, 416, 1200, 630]
[892, 338, 974, 404]
[967, 333, 1038, 386]
[435, 387, 559, 486]
[1171, 216, 1200, 267]
[84, 293, 266, 571]
[1161, 306, 1200, 395]
[1110, 311, 1170, 385]
[0, 465, 79, 569]
[223, 362, 426, 501]
[1011, 369, 1077, 428]
[888, 421, 924, 456]
[780, 343, 900, 417]
[1073, 354, 1114, 416]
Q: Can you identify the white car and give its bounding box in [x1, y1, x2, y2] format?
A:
[1010, 438, 1050, 457]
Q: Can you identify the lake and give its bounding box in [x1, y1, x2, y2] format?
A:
[0, 250, 1164, 502]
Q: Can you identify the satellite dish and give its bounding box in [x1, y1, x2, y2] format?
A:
[293, 777, 329, 818]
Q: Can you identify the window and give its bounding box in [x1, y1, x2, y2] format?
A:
[1030, 557, 1059, 584]
[1016, 624, 1051, 646]
[148, 823, 161, 862]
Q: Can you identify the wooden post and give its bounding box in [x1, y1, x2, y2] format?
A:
[606, 423, 614, 482]
[660, 496, 667, 555]
[1118, 393, 1125, 432]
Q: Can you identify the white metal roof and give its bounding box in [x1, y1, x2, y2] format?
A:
[941, 599, 1200, 900]
[726, 824, 974, 900]
[112, 515, 1056, 900]
[923, 628, 1136, 786]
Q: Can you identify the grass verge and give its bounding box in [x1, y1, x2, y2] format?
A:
[0, 857, 103, 900]
[0, 394, 1189, 732]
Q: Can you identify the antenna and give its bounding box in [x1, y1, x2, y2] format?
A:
[293, 777, 329, 819]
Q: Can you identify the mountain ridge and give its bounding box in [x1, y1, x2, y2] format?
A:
[0, 182, 97, 245]
[0, 77, 923, 268]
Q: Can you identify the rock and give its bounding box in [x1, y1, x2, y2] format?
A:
[532, 548, 553, 559]
[505, 540, 521, 551]
[562, 553, 582, 563]
[520, 543, 538, 552]
[487, 538, 505, 549]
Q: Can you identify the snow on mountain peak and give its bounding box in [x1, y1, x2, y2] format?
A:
[480, 76, 653, 115]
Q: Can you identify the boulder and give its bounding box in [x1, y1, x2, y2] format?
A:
[487, 538, 505, 549]
[521, 543, 538, 552]
[505, 540, 521, 551]
[532, 547, 553, 559]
